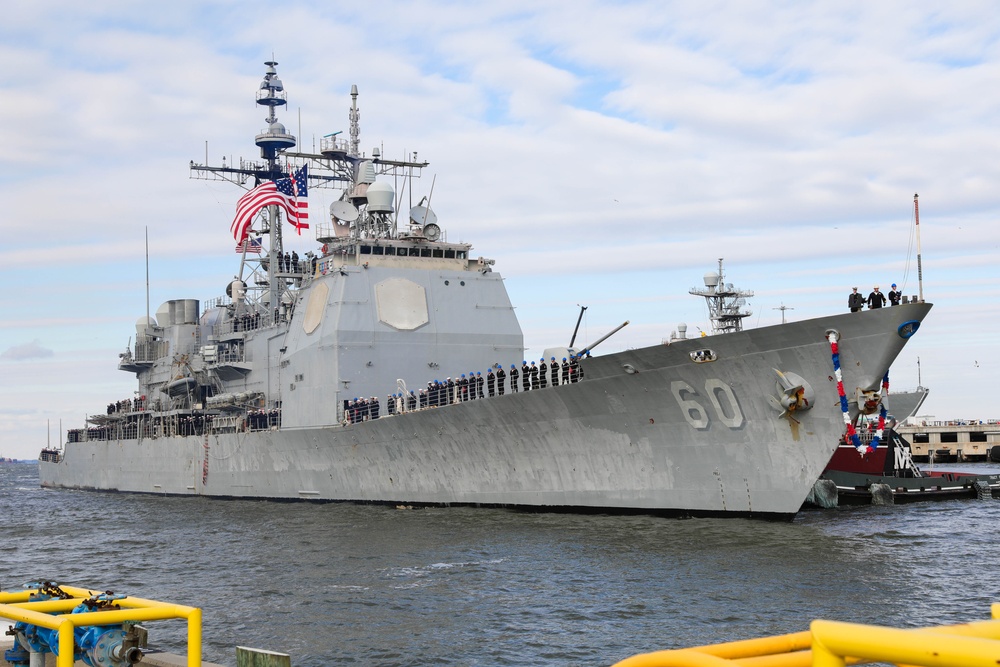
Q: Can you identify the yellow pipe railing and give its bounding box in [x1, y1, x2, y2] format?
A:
[613, 603, 1000, 667]
[0, 585, 201, 667]
[811, 620, 1000, 667]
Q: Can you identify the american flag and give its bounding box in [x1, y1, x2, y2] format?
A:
[230, 165, 310, 242]
[236, 237, 262, 254]
[278, 164, 309, 235]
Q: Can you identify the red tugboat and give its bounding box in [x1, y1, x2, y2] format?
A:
[808, 428, 1000, 507]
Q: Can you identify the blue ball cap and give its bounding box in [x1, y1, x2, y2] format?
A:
[511, 364, 515, 368]
[476, 372, 481, 376]
[563, 357, 567, 361]
[461, 374, 465, 377]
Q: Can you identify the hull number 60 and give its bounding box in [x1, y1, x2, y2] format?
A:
[670, 380, 744, 430]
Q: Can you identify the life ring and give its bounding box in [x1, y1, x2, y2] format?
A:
[321, 244, 329, 255]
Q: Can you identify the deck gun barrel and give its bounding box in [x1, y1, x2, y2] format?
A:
[579, 320, 629, 356]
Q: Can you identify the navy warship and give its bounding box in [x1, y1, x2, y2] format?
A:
[38, 62, 931, 519]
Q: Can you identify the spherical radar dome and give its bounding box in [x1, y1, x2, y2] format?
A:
[367, 181, 395, 213]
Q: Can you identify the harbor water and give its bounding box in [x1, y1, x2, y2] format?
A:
[3, 462, 1000, 666]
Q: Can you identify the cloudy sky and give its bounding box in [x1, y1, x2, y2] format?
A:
[2, 1, 999, 459]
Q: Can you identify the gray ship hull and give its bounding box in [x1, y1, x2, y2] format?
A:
[886, 387, 930, 422]
[40, 303, 930, 519]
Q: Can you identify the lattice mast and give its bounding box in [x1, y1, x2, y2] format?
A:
[253, 62, 296, 316]
[188, 62, 297, 319]
[689, 258, 754, 334]
[190, 61, 432, 315]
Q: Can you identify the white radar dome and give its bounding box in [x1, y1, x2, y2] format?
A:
[366, 181, 395, 213]
[136, 316, 157, 335]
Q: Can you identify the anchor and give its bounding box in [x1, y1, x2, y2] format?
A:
[767, 369, 815, 421]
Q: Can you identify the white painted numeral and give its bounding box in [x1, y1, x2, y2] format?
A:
[671, 379, 744, 430]
[705, 379, 744, 428]
[671, 381, 709, 429]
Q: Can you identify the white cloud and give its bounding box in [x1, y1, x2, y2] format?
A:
[0, 340, 54, 361]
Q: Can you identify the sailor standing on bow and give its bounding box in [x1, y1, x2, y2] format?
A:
[867, 285, 886, 309]
[848, 287, 864, 312]
[888, 283, 901, 306]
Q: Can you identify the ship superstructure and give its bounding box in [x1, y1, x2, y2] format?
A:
[39, 63, 931, 519]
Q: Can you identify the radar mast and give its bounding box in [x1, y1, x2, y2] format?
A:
[189, 61, 299, 322]
[190, 63, 433, 325]
[689, 258, 754, 334]
[254, 61, 296, 316]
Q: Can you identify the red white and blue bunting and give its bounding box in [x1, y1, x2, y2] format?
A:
[828, 332, 888, 455]
[870, 374, 889, 453]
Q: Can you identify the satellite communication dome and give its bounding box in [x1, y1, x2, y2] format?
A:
[366, 181, 394, 213]
[155, 302, 171, 327]
[703, 271, 720, 288]
[136, 315, 157, 335]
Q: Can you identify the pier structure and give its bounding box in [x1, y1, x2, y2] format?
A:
[896, 420, 1000, 462]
